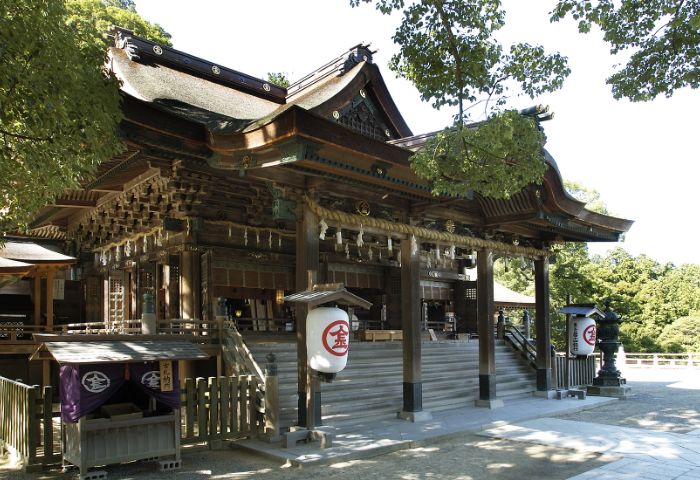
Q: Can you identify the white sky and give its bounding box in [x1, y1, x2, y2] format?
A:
[133, 0, 699, 266]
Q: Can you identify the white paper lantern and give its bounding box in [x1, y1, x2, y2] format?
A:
[569, 316, 597, 355]
[306, 307, 350, 373]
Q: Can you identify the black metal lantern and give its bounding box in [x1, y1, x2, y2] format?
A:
[591, 300, 628, 389]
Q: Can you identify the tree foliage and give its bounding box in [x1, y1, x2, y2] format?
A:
[0, 0, 170, 233]
[266, 72, 291, 88]
[659, 316, 700, 353]
[351, 0, 570, 199]
[551, 0, 700, 101]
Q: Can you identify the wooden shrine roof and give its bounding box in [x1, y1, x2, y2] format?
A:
[0, 241, 75, 265]
[27, 28, 632, 247]
[37, 337, 209, 364]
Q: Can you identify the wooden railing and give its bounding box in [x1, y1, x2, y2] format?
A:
[181, 374, 264, 446]
[553, 354, 597, 389]
[222, 325, 265, 380]
[57, 318, 222, 342]
[219, 325, 279, 441]
[504, 324, 537, 368]
[622, 352, 700, 368]
[0, 324, 51, 344]
[0, 377, 58, 468]
[232, 317, 292, 333]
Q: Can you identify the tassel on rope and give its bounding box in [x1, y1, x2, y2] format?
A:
[345, 242, 350, 259]
[411, 235, 418, 256]
[387, 236, 393, 254]
[269, 231, 272, 249]
[357, 224, 364, 248]
[336, 226, 343, 245]
[256, 230, 260, 246]
[319, 218, 328, 240]
[244, 227, 248, 246]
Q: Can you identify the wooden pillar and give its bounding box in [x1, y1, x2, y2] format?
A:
[33, 275, 41, 326]
[535, 256, 552, 392]
[399, 236, 430, 421]
[295, 203, 320, 428]
[476, 249, 502, 408]
[181, 249, 200, 319]
[45, 269, 54, 330]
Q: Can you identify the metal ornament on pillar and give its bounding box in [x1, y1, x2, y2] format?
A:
[306, 307, 350, 373]
[141, 290, 156, 334]
[569, 316, 597, 355]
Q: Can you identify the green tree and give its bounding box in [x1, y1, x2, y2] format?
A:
[551, 0, 700, 101]
[565, 180, 610, 215]
[658, 316, 700, 353]
[266, 72, 291, 88]
[0, 0, 170, 233]
[66, 0, 171, 48]
[351, 0, 570, 199]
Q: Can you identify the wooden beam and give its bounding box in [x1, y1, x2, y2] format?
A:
[295, 202, 320, 428]
[400, 235, 425, 418]
[51, 198, 97, 208]
[45, 269, 54, 330]
[34, 275, 41, 326]
[535, 256, 552, 391]
[477, 249, 499, 406]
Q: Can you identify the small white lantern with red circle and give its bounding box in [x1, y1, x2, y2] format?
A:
[306, 307, 350, 373]
[569, 316, 597, 355]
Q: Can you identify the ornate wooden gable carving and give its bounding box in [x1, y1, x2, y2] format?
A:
[337, 93, 395, 142]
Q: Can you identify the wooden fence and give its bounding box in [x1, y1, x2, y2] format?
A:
[622, 352, 700, 368]
[553, 354, 597, 389]
[0, 377, 57, 468]
[180, 374, 269, 446]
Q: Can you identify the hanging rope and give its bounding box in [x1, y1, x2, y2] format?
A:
[305, 196, 549, 257]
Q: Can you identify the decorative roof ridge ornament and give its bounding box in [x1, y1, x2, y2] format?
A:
[110, 26, 286, 101]
[286, 43, 376, 97]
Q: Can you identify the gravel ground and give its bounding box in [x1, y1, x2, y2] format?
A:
[1, 434, 615, 480]
[2, 367, 697, 480]
[554, 368, 700, 433]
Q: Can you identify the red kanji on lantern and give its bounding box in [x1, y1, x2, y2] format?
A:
[322, 320, 350, 357]
[583, 324, 597, 346]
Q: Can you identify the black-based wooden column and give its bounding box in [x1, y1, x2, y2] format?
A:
[477, 249, 499, 405]
[295, 203, 320, 428]
[535, 256, 552, 391]
[400, 236, 424, 416]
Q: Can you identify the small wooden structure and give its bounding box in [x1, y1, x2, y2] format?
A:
[34, 335, 208, 479]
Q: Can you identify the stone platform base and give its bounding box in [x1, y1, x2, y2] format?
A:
[475, 398, 504, 409]
[397, 410, 433, 422]
[587, 385, 632, 398]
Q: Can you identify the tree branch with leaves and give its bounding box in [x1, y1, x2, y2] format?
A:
[351, 0, 570, 199]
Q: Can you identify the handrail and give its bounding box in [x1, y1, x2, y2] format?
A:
[504, 324, 537, 367]
[623, 352, 699, 368]
[221, 323, 265, 384]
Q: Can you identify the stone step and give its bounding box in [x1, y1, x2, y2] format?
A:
[245, 339, 537, 431]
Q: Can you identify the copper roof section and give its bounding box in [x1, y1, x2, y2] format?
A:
[285, 283, 372, 309]
[37, 338, 209, 364]
[0, 241, 76, 265]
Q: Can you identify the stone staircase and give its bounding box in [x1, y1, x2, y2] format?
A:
[248, 339, 536, 433]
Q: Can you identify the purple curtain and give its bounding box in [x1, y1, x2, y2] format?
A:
[131, 362, 181, 409]
[60, 363, 125, 423]
[60, 362, 181, 423]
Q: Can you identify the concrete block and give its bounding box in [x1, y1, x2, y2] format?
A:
[158, 459, 181, 471]
[80, 470, 107, 480]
